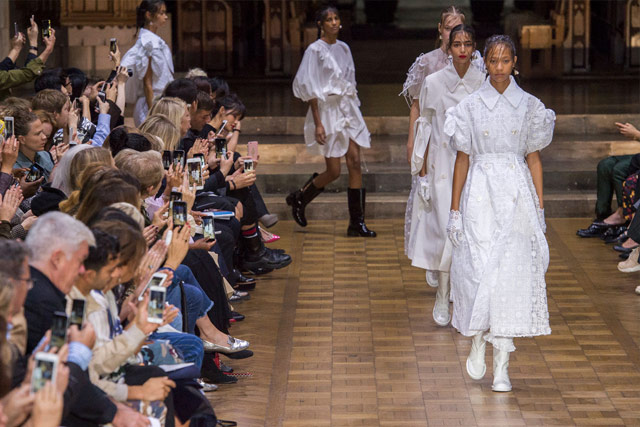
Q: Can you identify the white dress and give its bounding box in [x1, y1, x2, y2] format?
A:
[121, 28, 174, 126]
[407, 63, 484, 272]
[445, 76, 554, 344]
[401, 48, 484, 255]
[293, 39, 370, 158]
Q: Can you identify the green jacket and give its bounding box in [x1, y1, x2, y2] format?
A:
[0, 57, 45, 100]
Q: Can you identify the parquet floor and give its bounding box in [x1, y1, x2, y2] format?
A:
[209, 218, 640, 426]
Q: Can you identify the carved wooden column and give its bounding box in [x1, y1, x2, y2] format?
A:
[626, 0, 640, 68]
[203, 0, 233, 73]
[264, 0, 290, 76]
[563, 0, 591, 72]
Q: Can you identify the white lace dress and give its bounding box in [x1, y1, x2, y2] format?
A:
[445, 76, 554, 342]
[293, 39, 370, 158]
[401, 48, 484, 255]
[407, 63, 484, 272]
[121, 28, 174, 126]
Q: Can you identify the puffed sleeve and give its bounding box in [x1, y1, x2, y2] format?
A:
[400, 54, 430, 106]
[411, 78, 434, 175]
[525, 98, 555, 154]
[293, 45, 327, 102]
[444, 103, 472, 155]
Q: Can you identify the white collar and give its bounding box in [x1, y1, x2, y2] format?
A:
[477, 76, 524, 110]
[443, 62, 484, 93]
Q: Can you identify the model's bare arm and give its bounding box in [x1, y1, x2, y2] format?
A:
[526, 151, 544, 209]
[450, 152, 470, 211]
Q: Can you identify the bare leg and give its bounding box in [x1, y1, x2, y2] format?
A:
[313, 156, 341, 188]
[196, 315, 231, 345]
[345, 140, 362, 189]
[604, 207, 625, 225]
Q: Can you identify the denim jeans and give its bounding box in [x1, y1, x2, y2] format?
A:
[151, 331, 203, 370]
[166, 265, 214, 333]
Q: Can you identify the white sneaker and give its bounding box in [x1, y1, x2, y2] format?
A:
[466, 333, 486, 380]
[432, 272, 451, 326]
[618, 247, 640, 272]
[492, 348, 512, 392]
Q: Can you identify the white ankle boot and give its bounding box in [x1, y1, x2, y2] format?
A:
[466, 332, 486, 380]
[432, 272, 450, 326]
[492, 348, 512, 392]
[426, 270, 439, 288]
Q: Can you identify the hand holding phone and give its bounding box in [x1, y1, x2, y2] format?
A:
[31, 352, 58, 394]
[172, 201, 187, 227]
[138, 272, 168, 302]
[147, 286, 166, 324]
[69, 300, 85, 328]
[247, 141, 258, 161]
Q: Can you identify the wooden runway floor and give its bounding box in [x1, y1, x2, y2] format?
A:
[209, 218, 640, 426]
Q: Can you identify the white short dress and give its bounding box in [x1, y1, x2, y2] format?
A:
[407, 63, 484, 272]
[401, 48, 484, 255]
[293, 39, 370, 158]
[446, 76, 554, 342]
[121, 28, 174, 126]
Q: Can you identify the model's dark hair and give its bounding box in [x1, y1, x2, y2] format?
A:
[316, 5, 339, 39]
[34, 68, 67, 93]
[191, 76, 212, 95]
[484, 34, 519, 78]
[436, 6, 466, 48]
[14, 109, 39, 138]
[196, 90, 215, 112]
[136, 0, 165, 30]
[214, 93, 246, 120]
[447, 24, 476, 51]
[65, 67, 88, 101]
[208, 77, 229, 100]
[85, 228, 120, 272]
[163, 78, 198, 105]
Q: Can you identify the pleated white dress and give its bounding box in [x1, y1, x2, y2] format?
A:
[407, 63, 484, 272]
[293, 39, 370, 158]
[446, 76, 554, 344]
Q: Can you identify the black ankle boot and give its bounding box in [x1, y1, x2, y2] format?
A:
[286, 173, 323, 227]
[347, 188, 376, 237]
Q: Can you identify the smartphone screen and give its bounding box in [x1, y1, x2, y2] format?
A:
[203, 215, 215, 241]
[69, 299, 85, 328]
[162, 150, 172, 170]
[247, 141, 258, 161]
[26, 164, 42, 183]
[32, 355, 56, 393]
[173, 150, 185, 167]
[110, 38, 117, 54]
[214, 138, 227, 158]
[148, 287, 166, 323]
[187, 159, 203, 189]
[14, 22, 18, 37]
[172, 201, 187, 227]
[138, 273, 167, 301]
[243, 159, 254, 172]
[4, 117, 14, 138]
[41, 20, 51, 38]
[194, 153, 206, 169]
[49, 312, 68, 350]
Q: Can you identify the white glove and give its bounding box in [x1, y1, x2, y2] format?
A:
[537, 207, 546, 233]
[417, 174, 431, 209]
[446, 210, 464, 248]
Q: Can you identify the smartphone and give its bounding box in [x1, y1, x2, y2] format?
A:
[173, 150, 185, 167]
[69, 299, 85, 328]
[14, 22, 18, 38]
[4, 116, 14, 138]
[41, 20, 51, 39]
[95, 87, 106, 113]
[186, 158, 203, 190]
[202, 214, 215, 242]
[147, 286, 166, 324]
[25, 164, 43, 183]
[214, 138, 227, 158]
[193, 153, 206, 170]
[172, 201, 187, 227]
[243, 158, 254, 172]
[31, 352, 58, 394]
[110, 38, 117, 54]
[138, 272, 168, 302]
[162, 150, 172, 170]
[49, 311, 68, 350]
[216, 120, 228, 137]
[169, 190, 182, 210]
[247, 141, 258, 161]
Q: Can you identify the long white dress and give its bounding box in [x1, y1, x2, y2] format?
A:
[121, 28, 174, 126]
[445, 76, 554, 346]
[407, 63, 484, 272]
[293, 39, 370, 158]
[401, 48, 484, 256]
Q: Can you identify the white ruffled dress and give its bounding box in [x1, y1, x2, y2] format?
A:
[121, 28, 174, 126]
[401, 48, 484, 255]
[293, 39, 370, 158]
[446, 76, 554, 342]
[407, 63, 484, 272]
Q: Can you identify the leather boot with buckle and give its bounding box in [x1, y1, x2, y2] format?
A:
[346, 188, 376, 237]
[286, 173, 323, 227]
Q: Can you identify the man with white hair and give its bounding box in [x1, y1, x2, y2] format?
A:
[22, 212, 151, 427]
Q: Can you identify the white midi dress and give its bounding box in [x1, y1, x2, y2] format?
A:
[121, 28, 174, 126]
[446, 76, 554, 342]
[293, 39, 370, 158]
[407, 63, 484, 272]
[401, 48, 484, 255]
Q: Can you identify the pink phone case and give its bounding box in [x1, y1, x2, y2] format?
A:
[247, 141, 258, 161]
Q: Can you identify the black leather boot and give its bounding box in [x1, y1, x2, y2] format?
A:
[286, 173, 324, 227]
[347, 188, 376, 237]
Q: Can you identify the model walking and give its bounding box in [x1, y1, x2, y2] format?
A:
[288, 5, 375, 237]
[121, 0, 174, 126]
[401, 6, 483, 283]
[446, 35, 554, 392]
[408, 24, 484, 327]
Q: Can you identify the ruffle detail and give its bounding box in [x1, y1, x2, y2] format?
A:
[444, 106, 471, 155]
[525, 98, 556, 154]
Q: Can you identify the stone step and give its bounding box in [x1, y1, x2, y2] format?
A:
[262, 191, 595, 220]
[241, 114, 640, 136]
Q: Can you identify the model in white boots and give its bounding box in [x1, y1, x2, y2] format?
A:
[466, 332, 486, 380]
[465, 333, 513, 392]
[492, 348, 512, 392]
[432, 271, 451, 326]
